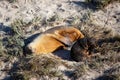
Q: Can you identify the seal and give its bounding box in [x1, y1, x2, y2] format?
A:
[26, 26, 84, 55]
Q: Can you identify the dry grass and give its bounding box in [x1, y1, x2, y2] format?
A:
[97, 74, 120, 80]
[10, 55, 63, 80]
[2, 17, 42, 57]
[71, 64, 89, 79]
[96, 63, 120, 80]
[0, 10, 120, 79]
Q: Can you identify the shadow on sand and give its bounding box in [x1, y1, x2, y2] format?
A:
[0, 23, 13, 35]
[53, 49, 73, 61]
[72, 1, 98, 11]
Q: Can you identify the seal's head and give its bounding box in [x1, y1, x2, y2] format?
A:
[70, 37, 97, 62]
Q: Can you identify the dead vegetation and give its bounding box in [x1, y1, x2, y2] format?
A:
[9, 55, 64, 80]
[70, 64, 89, 79]
[0, 0, 120, 79]
[1, 14, 120, 79]
[96, 63, 120, 80]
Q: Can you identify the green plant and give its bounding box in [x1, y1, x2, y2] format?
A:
[0, 39, 4, 56]
[2, 19, 26, 56]
[4, 36, 24, 56]
[11, 19, 26, 36]
[41, 13, 61, 26]
[47, 14, 59, 22]
[30, 17, 41, 25]
[3, 17, 42, 56]
[6, 0, 18, 3]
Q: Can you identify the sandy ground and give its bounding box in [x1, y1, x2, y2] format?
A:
[0, 0, 87, 25]
[0, 0, 120, 36]
[0, 0, 120, 80]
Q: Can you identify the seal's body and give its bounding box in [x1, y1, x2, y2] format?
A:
[27, 26, 84, 55]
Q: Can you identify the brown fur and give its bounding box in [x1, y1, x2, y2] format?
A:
[26, 26, 84, 55]
[70, 37, 97, 62]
